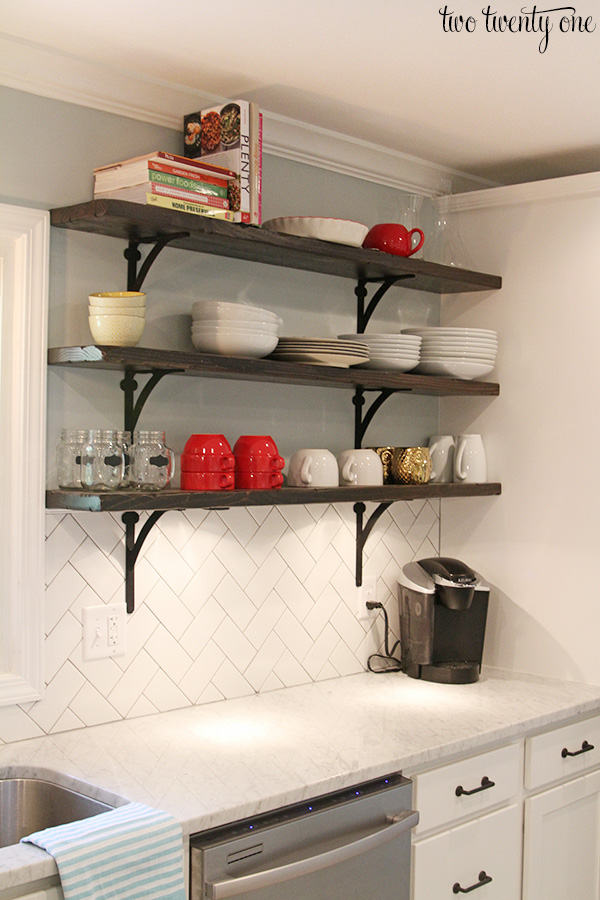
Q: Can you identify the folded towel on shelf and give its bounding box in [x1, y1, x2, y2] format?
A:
[21, 802, 186, 900]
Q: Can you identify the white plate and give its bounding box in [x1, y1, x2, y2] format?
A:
[415, 359, 495, 379]
[339, 333, 421, 345]
[368, 352, 421, 360]
[403, 327, 498, 339]
[270, 350, 370, 367]
[261, 217, 369, 247]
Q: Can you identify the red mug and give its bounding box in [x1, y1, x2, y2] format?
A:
[362, 223, 425, 257]
[180, 471, 234, 491]
[183, 434, 232, 456]
[180, 453, 235, 473]
[233, 435, 280, 459]
[235, 471, 284, 490]
[235, 454, 285, 474]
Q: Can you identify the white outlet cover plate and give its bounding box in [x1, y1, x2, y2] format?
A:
[82, 603, 126, 660]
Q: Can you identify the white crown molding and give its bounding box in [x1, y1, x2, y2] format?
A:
[0, 32, 497, 198]
[437, 170, 600, 213]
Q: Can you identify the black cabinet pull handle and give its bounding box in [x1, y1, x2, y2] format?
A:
[455, 776, 495, 797]
[453, 871, 493, 893]
[562, 740, 594, 758]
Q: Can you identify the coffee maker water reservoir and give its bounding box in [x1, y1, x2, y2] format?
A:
[397, 557, 489, 684]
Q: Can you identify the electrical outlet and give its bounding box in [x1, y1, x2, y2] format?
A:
[82, 603, 126, 660]
[356, 575, 377, 620]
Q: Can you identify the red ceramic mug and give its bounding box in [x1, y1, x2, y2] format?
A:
[235, 471, 284, 490]
[180, 453, 235, 473]
[235, 454, 285, 474]
[233, 435, 280, 459]
[183, 434, 232, 456]
[180, 471, 234, 491]
[362, 223, 425, 257]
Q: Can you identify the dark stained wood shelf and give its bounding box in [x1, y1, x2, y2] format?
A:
[46, 482, 502, 513]
[48, 346, 500, 396]
[50, 200, 502, 295]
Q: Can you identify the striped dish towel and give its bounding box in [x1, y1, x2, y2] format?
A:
[21, 802, 186, 900]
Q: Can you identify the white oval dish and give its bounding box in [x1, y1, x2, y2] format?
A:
[261, 217, 369, 247]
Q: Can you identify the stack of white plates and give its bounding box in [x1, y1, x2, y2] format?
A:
[191, 300, 283, 358]
[269, 337, 370, 368]
[338, 333, 421, 371]
[402, 327, 498, 379]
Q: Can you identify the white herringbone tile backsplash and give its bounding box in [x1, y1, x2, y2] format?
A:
[0, 500, 439, 744]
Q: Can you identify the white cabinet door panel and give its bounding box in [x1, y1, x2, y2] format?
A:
[523, 769, 600, 900]
[413, 804, 522, 900]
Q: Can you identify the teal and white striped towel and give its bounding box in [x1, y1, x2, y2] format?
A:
[21, 801, 186, 900]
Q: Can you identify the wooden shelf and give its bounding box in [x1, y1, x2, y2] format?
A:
[50, 200, 502, 295]
[48, 346, 500, 396]
[46, 482, 502, 513]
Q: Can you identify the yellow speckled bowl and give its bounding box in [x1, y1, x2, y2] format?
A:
[89, 291, 146, 308]
[89, 314, 145, 346]
[89, 305, 146, 317]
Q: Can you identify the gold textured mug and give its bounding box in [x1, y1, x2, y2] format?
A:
[391, 447, 432, 484]
[369, 446, 395, 483]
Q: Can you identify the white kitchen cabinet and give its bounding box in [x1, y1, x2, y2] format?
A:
[410, 712, 600, 899]
[413, 803, 522, 899]
[522, 714, 600, 900]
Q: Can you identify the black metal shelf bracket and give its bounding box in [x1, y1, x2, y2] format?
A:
[122, 510, 167, 613]
[124, 233, 190, 292]
[120, 368, 183, 433]
[355, 274, 415, 333]
[354, 501, 393, 586]
[353, 387, 397, 448]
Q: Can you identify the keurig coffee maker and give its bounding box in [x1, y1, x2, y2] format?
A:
[397, 557, 489, 684]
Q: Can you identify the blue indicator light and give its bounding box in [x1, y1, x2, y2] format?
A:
[308, 806, 312, 811]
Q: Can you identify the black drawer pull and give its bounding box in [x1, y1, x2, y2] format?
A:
[453, 871, 493, 893]
[455, 776, 495, 797]
[562, 740, 594, 758]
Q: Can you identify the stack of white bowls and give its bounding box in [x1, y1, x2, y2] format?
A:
[191, 300, 282, 358]
[338, 333, 421, 371]
[88, 292, 146, 346]
[402, 327, 498, 379]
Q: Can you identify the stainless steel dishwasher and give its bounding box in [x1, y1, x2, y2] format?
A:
[190, 771, 418, 900]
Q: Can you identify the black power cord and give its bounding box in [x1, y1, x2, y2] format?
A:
[366, 601, 403, 673]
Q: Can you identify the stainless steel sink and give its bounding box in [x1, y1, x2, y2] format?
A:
[0, 777, 114, 848]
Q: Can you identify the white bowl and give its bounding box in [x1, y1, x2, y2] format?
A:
[359, 357, 420, 371]
[415, 359, 495, 379]
[191, 330, 278, 357]
[89, 305, 146, 317]
[191, 321, 280, 335]
[89, 314, 145, 346]
[262, 217, 369, 247]
[192, 300, 282, 326]
[89, 291, 146, 308]
[421, 338, 497, 349]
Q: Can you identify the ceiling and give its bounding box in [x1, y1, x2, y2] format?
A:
[2, 0, 599, 185]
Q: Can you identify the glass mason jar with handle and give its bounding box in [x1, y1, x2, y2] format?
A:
[56, 429, 88, 489]
[130, 430, 175, 491]
[80, 429, 124, 491]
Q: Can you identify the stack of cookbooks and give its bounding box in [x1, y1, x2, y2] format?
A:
[183, 99, 262, 225]
[92, 150, 238, 221]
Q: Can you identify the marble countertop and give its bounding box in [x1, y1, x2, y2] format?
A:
[2, 667, 600, 892]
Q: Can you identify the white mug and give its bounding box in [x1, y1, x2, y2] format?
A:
[428, 434, 456, 483]
[287, 449, 339, 487]
[338, 449, 384, 486]
[454, 434, 487, 483]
